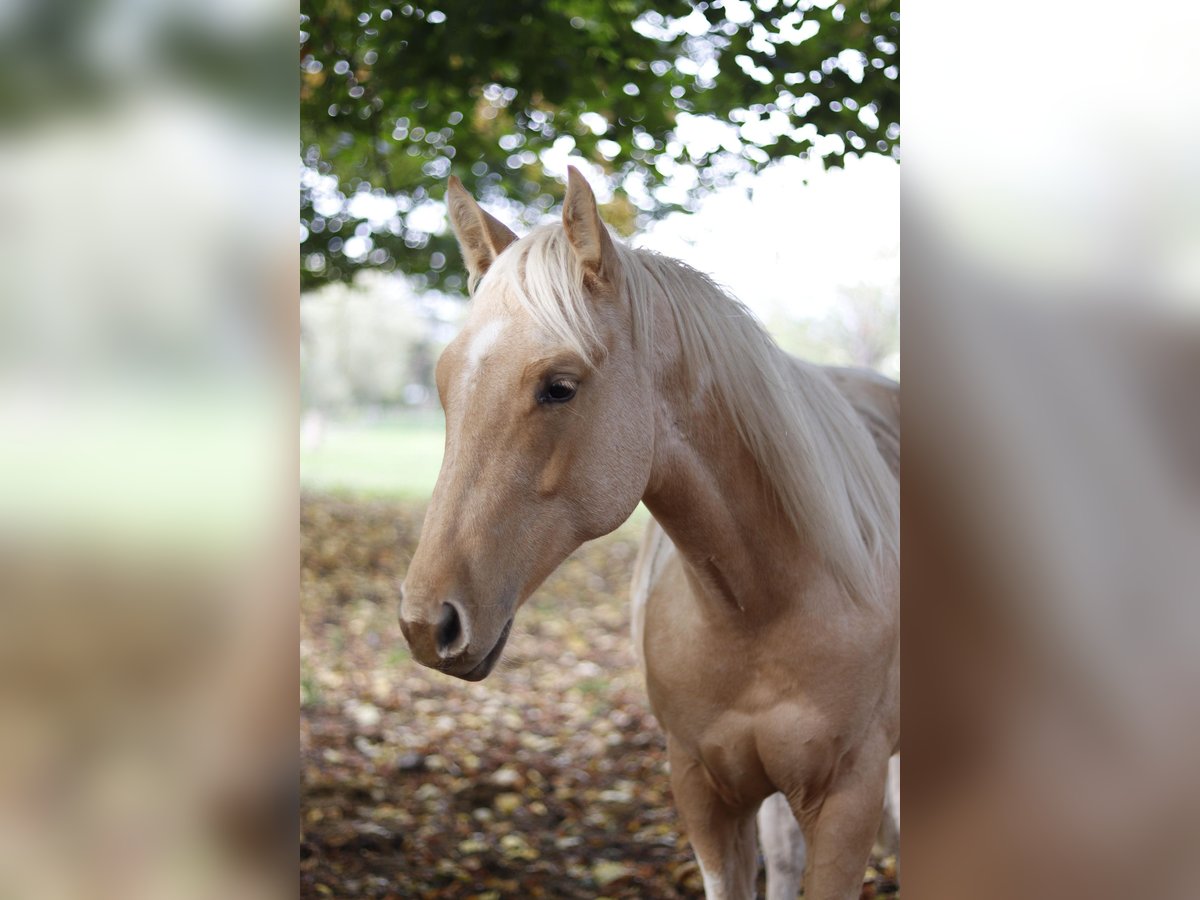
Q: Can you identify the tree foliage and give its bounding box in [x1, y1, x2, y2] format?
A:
[300, 0, 899, 291]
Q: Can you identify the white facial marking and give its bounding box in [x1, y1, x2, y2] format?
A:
[460, 317, 507, 391]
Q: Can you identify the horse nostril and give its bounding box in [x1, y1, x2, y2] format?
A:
[436, 602, 462, 656]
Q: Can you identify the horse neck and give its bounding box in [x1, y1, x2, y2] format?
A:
[638, 315, 829, 615]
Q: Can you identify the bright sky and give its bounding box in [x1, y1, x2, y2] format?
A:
[633, 153, 898, 323]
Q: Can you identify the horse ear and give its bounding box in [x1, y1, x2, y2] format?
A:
[446, 176, 518, 292]
[562, 166, 617, 286]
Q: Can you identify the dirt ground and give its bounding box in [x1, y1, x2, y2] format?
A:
[300, 494, 898, 899]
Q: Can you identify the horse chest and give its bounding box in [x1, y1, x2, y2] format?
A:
[641, 614, 783, 806]
[641, 578, 889, 802]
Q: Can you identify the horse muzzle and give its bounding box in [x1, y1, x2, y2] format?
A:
[445, 617, 513, 681]
[398, 591, 514, 682]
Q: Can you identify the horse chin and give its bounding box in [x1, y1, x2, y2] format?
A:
[455, 618, 514, 682]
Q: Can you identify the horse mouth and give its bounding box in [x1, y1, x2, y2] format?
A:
[456, 618, 513, 682]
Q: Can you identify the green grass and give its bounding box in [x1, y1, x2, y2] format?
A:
[301, 412, 445, 499]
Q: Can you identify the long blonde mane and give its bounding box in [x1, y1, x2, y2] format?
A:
[481, 225, 899, 602]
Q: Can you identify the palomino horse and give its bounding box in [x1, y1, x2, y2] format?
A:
[399, 168, 900, 899]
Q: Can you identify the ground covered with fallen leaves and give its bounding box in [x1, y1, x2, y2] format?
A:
[301, 494, 897, 899]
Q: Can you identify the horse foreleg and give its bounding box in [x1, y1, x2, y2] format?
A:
[792, 746, 890, 900]
[668, 737, 758, 900]
[758, 791, 806, 900]
[875, 755, 900, 864]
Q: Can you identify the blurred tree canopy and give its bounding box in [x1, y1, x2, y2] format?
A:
[300, 0, 899, 291]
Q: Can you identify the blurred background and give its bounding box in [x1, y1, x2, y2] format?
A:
[0, 1, 296, 899]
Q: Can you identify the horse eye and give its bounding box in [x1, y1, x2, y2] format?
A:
[542, 380, 577, 403]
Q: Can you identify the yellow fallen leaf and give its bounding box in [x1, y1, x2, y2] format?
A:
[500, 833, 538, 860]
[592, 860, 631, 886]
[494, 792, 521, 815]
